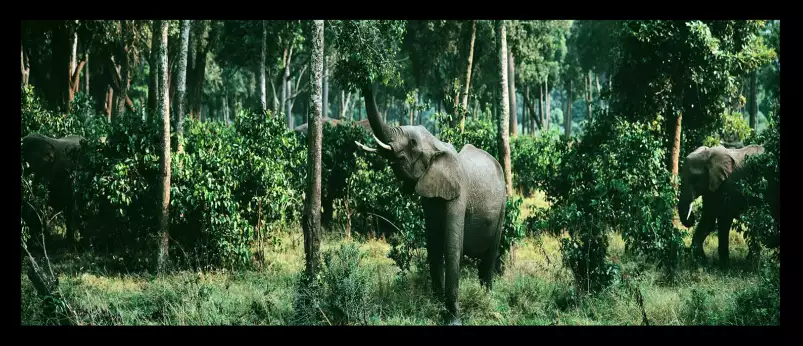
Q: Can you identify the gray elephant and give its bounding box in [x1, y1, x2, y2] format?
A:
[677, 144, 765, 269]
[354, 85, 507, 326]
[21, 133, 85, 249]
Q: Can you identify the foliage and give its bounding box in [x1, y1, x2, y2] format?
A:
[702, 110, 753, 147]
[537, 112, 684, 293]
[510, 129, 567, 197]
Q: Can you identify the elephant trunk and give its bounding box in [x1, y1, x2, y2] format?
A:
[360, 84, 395, 145]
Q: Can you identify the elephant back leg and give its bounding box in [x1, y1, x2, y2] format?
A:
[716, 215, 734, 270]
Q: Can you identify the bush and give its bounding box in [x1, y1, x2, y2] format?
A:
[510, 129, 568, 197]
[291, 242, 372, 325]
[538, 112, 684, 293]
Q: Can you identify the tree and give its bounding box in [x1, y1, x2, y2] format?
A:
[303, 20, 325, 277]
[259, 20, 267, 112]
[175, 20, 190, 153]
[153, 20, 171, 273]
[496, 20, 513, 197]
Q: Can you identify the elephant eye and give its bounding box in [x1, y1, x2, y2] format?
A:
[409, 138, 417, 147]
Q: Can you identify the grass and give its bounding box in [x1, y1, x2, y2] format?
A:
[21, 193, 779, 326]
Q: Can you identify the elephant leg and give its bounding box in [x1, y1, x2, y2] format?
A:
[425, 218, 445, 300]
[442, 205, 465, 326]
[691, 198, 717, 261]
[479, 218, 503, 291]
[717, 215, 734, 270]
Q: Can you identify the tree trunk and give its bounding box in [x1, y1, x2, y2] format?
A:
[21, 42, 30, 88]
[106, 87, 113, 120]
[175, 20, 191, 154]
[545, 75, 550, 131]
[460, 20, 477, 130]
[70, 31, 78, 79]
[496, 20, 514, 197]
[283, 45, 294, 128]
[508, 50, 517, 137]
[565, 80, 572, 140]
[671, 111, 682, 192]
[84, 52, 89, 96]
[114, 20, 130, 122]
[585, 71, 593, 119]
[51, 26, 73, 111]
[523, 87, 529, 135]
[595, 73, 601, 96]
[153, 20, 171, 273]
[539, 84, 544, 131]
[303, 20, 324, 278]
[259, 20, 267, 112]
[322, 55, 329, 119]
[750, 69, 757, 130]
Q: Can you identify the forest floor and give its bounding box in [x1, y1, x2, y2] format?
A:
[20, 193, 779, 326]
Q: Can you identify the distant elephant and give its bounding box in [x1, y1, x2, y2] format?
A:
[294, 118, 372, 229]
[677, 144, 766, 269]
[354, 85, 507, 326]
[21, 133, 85, 249]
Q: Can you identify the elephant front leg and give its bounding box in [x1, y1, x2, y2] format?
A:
[717, 215, 734, 271]
[425, 225, 445, 300]
[442, 206, 465, 326]
[691, 198, 717, 261]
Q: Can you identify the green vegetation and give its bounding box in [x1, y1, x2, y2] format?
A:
[21, 19, 779, 326]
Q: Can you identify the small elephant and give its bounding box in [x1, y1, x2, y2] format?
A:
[677, 144, 765, 269]
[21, 133, 85, 249]
[354, 85, 507, 325]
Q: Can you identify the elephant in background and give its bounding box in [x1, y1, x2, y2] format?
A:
[21, 133, 85, 250]
[677, 144, 766, 269]
[354, 85, 507, 325]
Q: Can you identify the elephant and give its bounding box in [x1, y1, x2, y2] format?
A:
[677, 144, 766, 269]
[21, 133, 85, 250]
[353, 85, 507, 325]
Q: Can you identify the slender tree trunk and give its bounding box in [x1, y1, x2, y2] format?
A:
[750, 69, 757, 130]
[322, 55, 329, 119]
[114, 20, 130, 122]
[21, 43, 30, 88]
[175, 20, 191, 154]
[539, 84, 544, 131]
[496, 20, 514, 197]
[671, 111, 682, 192]
[585, 71, 593, 119]
[523, 87, 529, 135]
[565, 80, 572, 140]
[84, 52, 89, 95]
[460, 20, 477, 130]
[595, 73, 601, 96]
[153, 20, 171, 273]
[259, 20, 267, 112]
[303, 20, 324, 278]
[106, 87, 113, 120]
[545, 75, 550, 131]
[508, 50, 517, 137]
[70, 31, 78, 78]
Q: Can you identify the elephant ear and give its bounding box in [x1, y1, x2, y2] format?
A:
[415, 151, 461, 200]
[707, 148, 735, 192]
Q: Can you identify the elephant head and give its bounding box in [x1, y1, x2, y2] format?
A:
[354, 86, 461, 200]
[677, 144, 765, 227]
[21, 133, 84, 182]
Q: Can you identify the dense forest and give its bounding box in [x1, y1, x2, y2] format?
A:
[21, 19, 779, 326]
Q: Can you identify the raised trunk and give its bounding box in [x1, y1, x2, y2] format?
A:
[496, 20, 514, 197]
[175, 20, 191, 154]
[154, 20, 171, 273]
[362, 85, 393, 142]
[460, 20, 477, 130]
[508, 50, 517, 137]
[750, 69, 757, 130]
[259, 20, 267, 112]
[565, 80, 572, 140]
[671, 112, 682, 192]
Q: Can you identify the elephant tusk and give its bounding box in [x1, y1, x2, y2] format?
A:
[372, 134, 392, 151]
[686, 203, 693, 221]
[354, 141, 378, 153]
